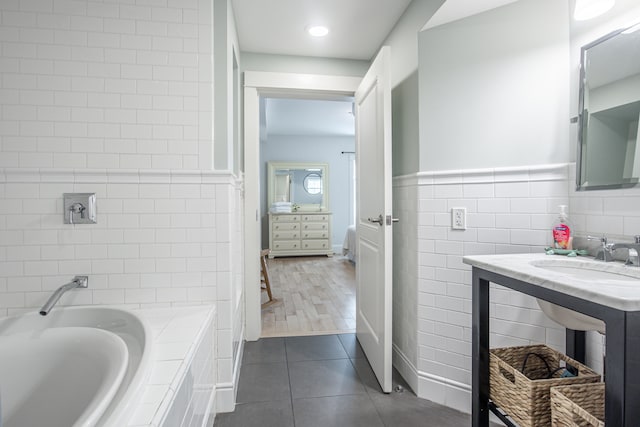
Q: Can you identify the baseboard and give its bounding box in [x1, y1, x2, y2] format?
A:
[417, 370, 471, 414]
[215, 326, 245, 413]
[214, 382, 235, 413]
[392, 343, 471, 414]
[392, 343, 420, 393]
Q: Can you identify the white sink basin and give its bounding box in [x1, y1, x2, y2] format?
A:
[536, 299, 606, 333]
[530, 258, 640, 280]
[528, 258, 640, 334]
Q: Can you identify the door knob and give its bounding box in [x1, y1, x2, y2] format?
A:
[367, 214, 384, 226]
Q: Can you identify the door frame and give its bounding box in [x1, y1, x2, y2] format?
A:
[243, 71, 362, 341]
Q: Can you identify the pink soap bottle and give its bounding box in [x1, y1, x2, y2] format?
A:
[552, 205, 573, 250]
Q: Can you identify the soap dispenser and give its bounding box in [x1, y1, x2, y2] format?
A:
[552, 205, 573, 250]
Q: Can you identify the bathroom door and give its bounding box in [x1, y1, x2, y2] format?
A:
[355, 46, 393, 393]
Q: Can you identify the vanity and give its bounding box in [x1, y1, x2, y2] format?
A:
[464, 254, 640, 426]
[267, 162, 333, 258]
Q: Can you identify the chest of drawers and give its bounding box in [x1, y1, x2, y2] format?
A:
[268, 212, 333, 258]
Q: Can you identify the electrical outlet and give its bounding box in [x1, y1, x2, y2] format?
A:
[451, 207, 466, 230]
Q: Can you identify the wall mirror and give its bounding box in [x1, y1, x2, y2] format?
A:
[577, 22, 640, 190]
[268, 162, 329, 211]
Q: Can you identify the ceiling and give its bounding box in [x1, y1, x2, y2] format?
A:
[231, 0, 413, 60]
[264, 98, 355, 137]
[245, 0, 529, 138]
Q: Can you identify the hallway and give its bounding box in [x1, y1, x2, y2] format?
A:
[261, 256, 356, 337]
[213, 334, 479, 427]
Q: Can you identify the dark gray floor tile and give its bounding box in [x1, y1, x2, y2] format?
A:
[350, 356, 383, 394]
[289, 358, 366, 399]
[285, 334, 349, 361]
[293, 395, 385, 427]
[338, 333, 365, 359]
[370, 390, 475, 427]
[236, 362, 290, 404]
[242, 337, 286, 364]
[214, 400, 294, 427]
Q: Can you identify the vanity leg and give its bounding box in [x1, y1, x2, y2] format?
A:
[565, 329, 585, 363]
[472, 269, 490, 427]
[604, 311, 640, 426]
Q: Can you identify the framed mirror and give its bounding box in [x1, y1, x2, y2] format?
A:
[268, 162, 329, 211]
[577, 22, 640, 190]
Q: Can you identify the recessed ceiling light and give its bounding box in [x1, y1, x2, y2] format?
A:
[307, 25, 329, 37]
[573, 0, 615, 21]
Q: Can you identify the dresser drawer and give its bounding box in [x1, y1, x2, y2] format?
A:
[272, 230, 299, 240]
[302, 222, 327, 231]
[302, 214, 330, 222]
[302, 239, 330, 250]
[271, 214, 300, 222]
[273, 240, 300, 251]
[302, 230, 329, 239]
[273, 222, 299, 231]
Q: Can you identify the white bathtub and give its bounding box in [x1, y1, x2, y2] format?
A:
[0, 306, 153, 427]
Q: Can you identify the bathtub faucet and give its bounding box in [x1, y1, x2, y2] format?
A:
[39, 276, 89, 316]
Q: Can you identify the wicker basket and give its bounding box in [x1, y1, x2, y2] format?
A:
[490, 344, 601, 427]
[551, 383, 605, 427]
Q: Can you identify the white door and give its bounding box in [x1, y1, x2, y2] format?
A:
[355, 46, 393, 393]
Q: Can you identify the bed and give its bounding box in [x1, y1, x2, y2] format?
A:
[342, 225, 356, 263]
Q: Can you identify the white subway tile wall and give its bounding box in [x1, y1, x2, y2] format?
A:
[568, 163, 640, 372]
[0, 0, 247, 407]
[0, 0, 213, 170]
[394, 164, 572, 405]
[0, 169, 233, 316]
[569, 164, 640, 239]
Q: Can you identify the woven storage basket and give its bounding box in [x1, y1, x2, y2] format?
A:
[551, 383, 605, 427]
[489, 344, 601, 427]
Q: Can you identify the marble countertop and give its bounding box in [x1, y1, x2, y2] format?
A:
[463, 253, 640, 311]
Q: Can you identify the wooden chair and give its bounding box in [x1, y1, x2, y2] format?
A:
[260, 249, 273, 304]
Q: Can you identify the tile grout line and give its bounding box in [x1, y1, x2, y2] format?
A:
[284, 337, 298, 427]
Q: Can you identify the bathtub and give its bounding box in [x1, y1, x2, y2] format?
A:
[0, 306, 153, 427]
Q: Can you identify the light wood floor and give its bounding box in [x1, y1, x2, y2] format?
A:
[261, 255, 356, 337]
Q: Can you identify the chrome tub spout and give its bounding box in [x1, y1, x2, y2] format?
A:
[39, 276, 89, 316]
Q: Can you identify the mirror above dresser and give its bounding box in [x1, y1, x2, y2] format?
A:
[267, 162, 333, 258]
[267, 162, 329, 211]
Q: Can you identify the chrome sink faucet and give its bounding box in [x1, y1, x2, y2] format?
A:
[587, 235, 640, 266]
[610, 236, 640, 267]
[587, 235, 615, 261]
[39, 276, 88, 315]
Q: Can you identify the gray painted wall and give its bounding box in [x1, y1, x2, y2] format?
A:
[392, 71, 420, 177]
[418, 0, 570, 171]
[260, 135, 355, 252]
[380, 0, 445, 177]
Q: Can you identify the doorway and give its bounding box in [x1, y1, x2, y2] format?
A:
[259, 96, 357, 337]
[243, 72, 362, 341]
